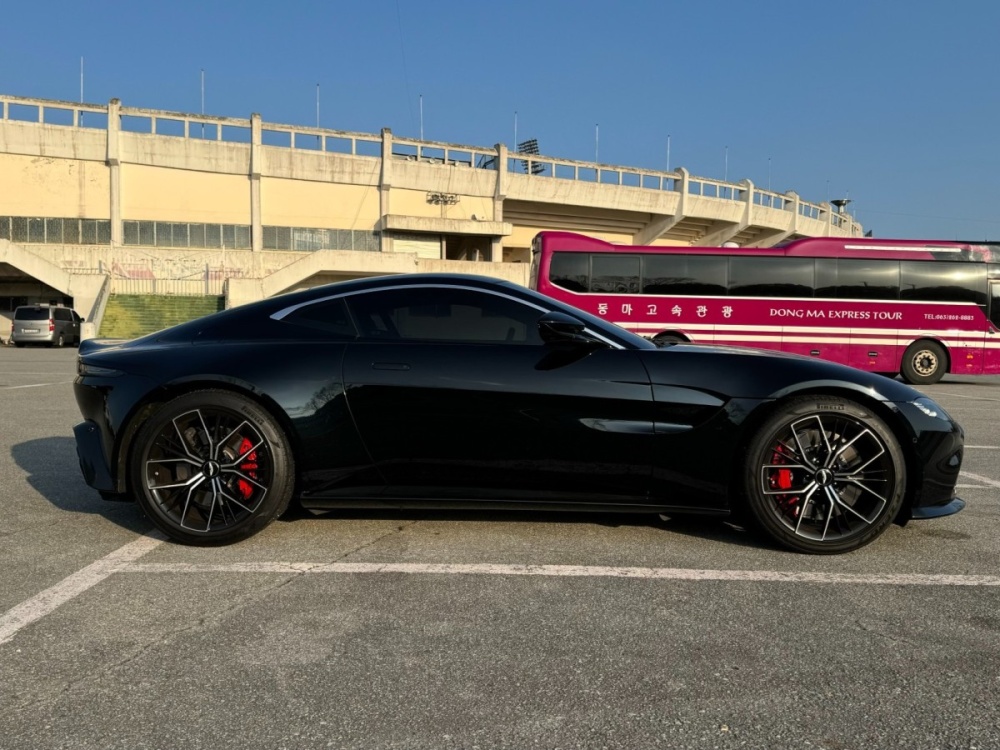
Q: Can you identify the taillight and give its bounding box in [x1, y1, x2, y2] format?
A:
[48, 318, 55, 332]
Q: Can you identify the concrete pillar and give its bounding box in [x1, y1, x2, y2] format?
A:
[787, 192, 801, 235]
[250, 113, 263, 252]
[676, 167, 690, 219]
[106, 99, 122, 246]
[379, 128, 393, 252]
[492, 143, 508, 262]
[741, 178, 754, 227]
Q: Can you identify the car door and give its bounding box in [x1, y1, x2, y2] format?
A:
[340, 284, 655, 504]
[54, 308, 72, 341]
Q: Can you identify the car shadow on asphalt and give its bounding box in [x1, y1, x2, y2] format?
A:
[289, 507, 773, 552]
[12, 436, 774, 551]
[11, 436, 150, 534]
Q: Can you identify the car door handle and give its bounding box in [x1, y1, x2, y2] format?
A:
[372, 362, 411, 371]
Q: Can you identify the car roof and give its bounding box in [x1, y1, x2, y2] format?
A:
[261, 273, 524, 311]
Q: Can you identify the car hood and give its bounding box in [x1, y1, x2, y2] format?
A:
[637, 343, 924, 403]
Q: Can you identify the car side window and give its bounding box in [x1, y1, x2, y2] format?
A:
[346, 287, 544, 345]
[281, 297, 358, 339]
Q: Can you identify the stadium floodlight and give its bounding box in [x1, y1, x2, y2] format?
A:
[517, 139, 539, 155]
[517, 139, 544, 175]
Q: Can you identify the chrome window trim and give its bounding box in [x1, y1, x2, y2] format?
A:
[270, 282, 625, 349]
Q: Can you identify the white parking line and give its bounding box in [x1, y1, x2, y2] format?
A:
[123, 562, 1000, 587]
[936, 392, 1000, 404]
[966, 445, 1000, 449]
[959, 471, 1000, 490]
[0, 381, 75, 390]
[5, 532, 1000, 648]
[0, 533, 164, 645]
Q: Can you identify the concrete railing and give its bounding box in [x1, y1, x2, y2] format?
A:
[0, 93, 863, 238]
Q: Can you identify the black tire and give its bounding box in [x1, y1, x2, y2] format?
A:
[743, 396, 906, 554]
[129, 390, 295, 545]
[900, 340, 947, 385]
[56, 333, 65, 348]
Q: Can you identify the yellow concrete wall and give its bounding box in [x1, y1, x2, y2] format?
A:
[390, 188, 494, 222]
[121, 164, 249, 224]
[506, 224, 689, 250]
[505, 225, 637, 248]
[0, 153, 109, 218]
[261, 178, 380, 228]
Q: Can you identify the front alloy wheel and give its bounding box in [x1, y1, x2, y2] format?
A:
[131, 390, 294, 544]
[744, 396, 906, 554]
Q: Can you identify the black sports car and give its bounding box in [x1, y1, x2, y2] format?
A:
[73, 274, 965, 553]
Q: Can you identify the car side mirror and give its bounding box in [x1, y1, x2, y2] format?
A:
[538, 311, 602, 346]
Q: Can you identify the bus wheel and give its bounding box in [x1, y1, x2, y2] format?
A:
[743, 396, 906, 554]
[900, 341, 947, 385]
[652, 333, 685, 347]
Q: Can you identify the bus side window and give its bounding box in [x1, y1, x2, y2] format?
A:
[642, 255, 727, 296]
[837, 260, 900, 300]
[549, 253, 590, 292]
[729, 257, 814, 298]
[991, 282, 1000, 330]
[592, 254, 640, 294]
[814, 258, 837, 298]
[900, 261, 987, 305]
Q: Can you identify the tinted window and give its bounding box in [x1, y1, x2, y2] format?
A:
[347, 287, 543, 345]
[282, 298, 357, 339]
[642, 255, 728, 296]
[54, 308, 72, 321]
[549, 253, 589, 292]
[900, 261, 987, 305]
[729, 257, 814, 298]
[14, 307, 49, 321]
[814, 259, 837, 297]
[591, 254, 640, 293]
[992, 283, 1000, 329]
[835, 260, 900, 300]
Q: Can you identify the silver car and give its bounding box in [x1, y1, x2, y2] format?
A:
[11, 304, 82, 347]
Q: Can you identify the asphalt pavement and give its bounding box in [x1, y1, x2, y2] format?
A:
[1, 346, 998, 750]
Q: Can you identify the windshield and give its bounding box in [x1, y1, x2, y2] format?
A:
[14, 308, 50, 321]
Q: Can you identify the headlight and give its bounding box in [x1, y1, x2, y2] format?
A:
[910, 397, 950, 420]
[78, 362, 122, 377]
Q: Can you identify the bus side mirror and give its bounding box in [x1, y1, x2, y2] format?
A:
[538, 311, 601, 346]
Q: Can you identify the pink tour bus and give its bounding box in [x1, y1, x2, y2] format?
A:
[530, 231, 1000, 384]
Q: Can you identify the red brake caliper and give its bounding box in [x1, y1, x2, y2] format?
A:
[768, 445, 800, 518]
[237, 437, 258, 500]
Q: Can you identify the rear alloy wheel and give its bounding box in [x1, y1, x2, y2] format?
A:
[900, 340, 946, 385]
[130, 390, 294, 545]
[744, 396, 905, 554]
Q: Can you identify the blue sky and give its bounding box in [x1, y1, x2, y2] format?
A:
[2, 0, 998, 240]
